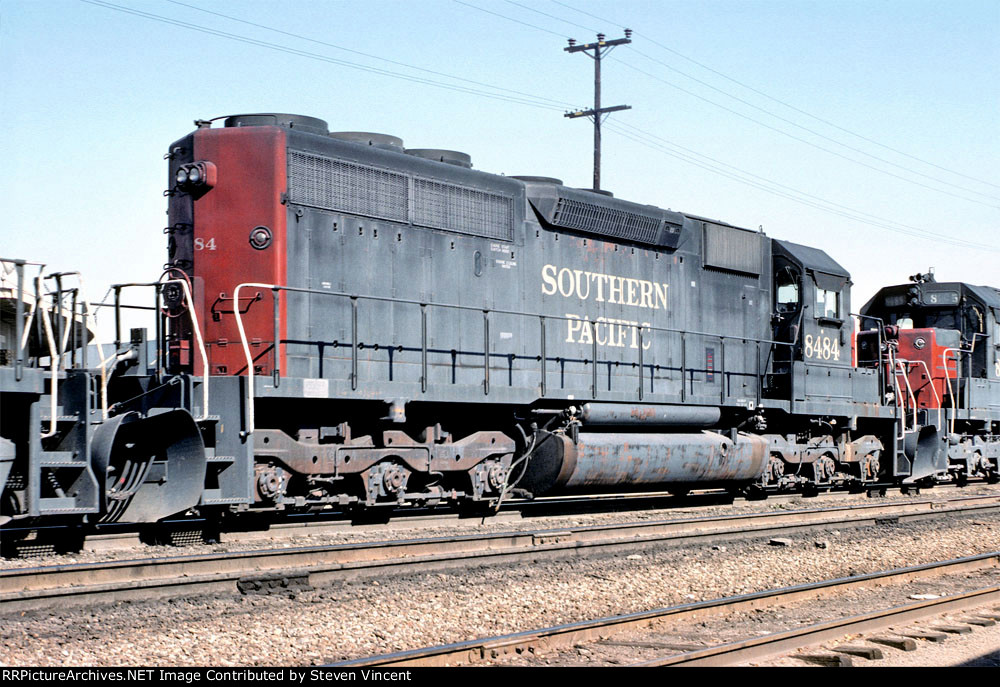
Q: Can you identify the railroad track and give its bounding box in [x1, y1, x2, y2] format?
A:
[334, 553, 1000, 667]
[3, 481, 989, 556]
[2, 494, 997, 614]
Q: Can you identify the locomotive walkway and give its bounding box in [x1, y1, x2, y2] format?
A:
[1, 494, 997, 613]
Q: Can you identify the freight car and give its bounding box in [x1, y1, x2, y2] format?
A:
[1, 112, 997, 527]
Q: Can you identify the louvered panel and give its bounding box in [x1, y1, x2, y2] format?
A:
[287, 150, 408, 222]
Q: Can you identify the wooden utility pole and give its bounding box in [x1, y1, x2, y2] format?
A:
[564, 30, 632, 192]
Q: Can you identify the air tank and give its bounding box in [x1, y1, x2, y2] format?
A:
[520, 430, 768, 495]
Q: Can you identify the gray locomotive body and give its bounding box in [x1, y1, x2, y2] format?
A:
[3, 112, 995, 529]
[160, 113, 896, 511]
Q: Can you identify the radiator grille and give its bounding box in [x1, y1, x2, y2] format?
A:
[552, 198, 662, 244]
[703, 222, 762, 276]
[288, 150, 513, 240]
[288, 150, 408, 222]
[413, 179, 513, 241]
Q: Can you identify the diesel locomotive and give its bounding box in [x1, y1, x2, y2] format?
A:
[1, 112, 997, 528]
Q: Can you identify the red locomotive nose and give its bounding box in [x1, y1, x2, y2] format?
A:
[894, 327, 960, 410]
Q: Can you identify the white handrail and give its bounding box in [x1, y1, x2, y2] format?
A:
[100, 278, 210, 421]
[160, 277, 210, 422]
[888, 348, 905, 442]
[98, 347, 131, 421]
[38, 292, 59, 439]
[19, 294, 37, 353]
[893, 359, 918, 434]
[909, 358, 942, 429]
[942, 347, 962, 435]
[17, 264, 46, 352]
[49, 272, 93, 368]
[233, 281, 278, 436]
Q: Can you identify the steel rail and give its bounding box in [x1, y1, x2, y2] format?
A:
[1, 497, 998, 613]
[633, 586, 1000, 666]
[333, 552, 1000, 667]
[6, 481, 992, 555]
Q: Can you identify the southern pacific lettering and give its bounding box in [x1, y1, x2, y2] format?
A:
[540, 263, 668, 310]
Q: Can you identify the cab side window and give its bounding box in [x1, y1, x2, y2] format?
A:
[775, 268, 800, 313]
[815, 287, 839, 318]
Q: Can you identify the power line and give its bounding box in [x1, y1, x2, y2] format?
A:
[607, 121, 995, 251]
[81, 0, 568, 112]
[165, 0, 574, 110]
[502, 0, 597, 33]
[550, 0, 1000, 192]
[623, 47, 1000, 203]
[612, 58, 1000, 209]
[606, 123, 992, 250]
[468, 0, 999, 207]
[81, 0, 993, 253]
[452, 0, 565, 38]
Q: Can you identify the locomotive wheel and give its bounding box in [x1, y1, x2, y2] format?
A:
[986, 458, 1000, 484]
[763, 455, 785, 486]
[861, 453, 881, 482]
[812, 455, 837, 484]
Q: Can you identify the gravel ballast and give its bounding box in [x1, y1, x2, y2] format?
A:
[2, 506, 998, 666]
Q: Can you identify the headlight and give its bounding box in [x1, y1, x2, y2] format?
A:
[173, 161, 216, 195]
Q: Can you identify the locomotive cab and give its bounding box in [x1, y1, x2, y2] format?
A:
[765, 240, 853, 402]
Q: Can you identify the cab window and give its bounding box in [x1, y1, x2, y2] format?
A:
[775, 268, 800, 313]
[815, 288, 840, 318]
[777, 283, 799, 310]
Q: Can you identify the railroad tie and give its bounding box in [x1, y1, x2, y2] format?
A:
[831, 645, 884, 660]
[961, 617, 996, 627]
[868, 636, 918, 651]
[930, 624, 974, 635]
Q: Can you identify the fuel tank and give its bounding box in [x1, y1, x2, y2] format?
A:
[520, 430, 768, 495]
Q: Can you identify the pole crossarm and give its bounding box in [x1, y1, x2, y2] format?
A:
[564, 36, 632, 54]
[564, 105, 632, 120]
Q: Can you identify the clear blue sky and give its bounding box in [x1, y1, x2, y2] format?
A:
[2, 0, 997, 340]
